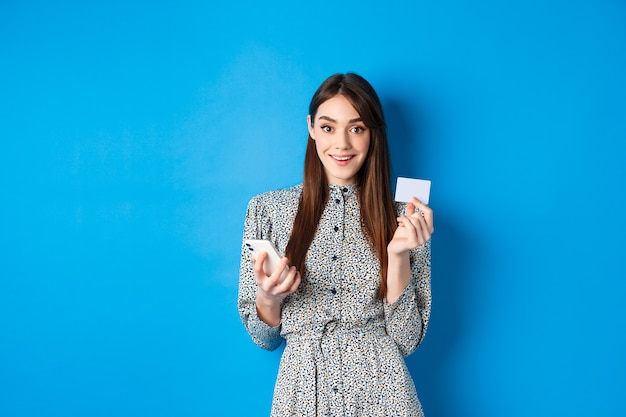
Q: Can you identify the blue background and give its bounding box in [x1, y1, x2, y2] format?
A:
[1, 1, 625, 416]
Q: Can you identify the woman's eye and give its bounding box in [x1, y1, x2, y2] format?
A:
[321, 125, 332, 133]
[351, 126, 365, 134]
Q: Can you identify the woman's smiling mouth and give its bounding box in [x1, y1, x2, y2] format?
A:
[331, 155, 354, 161]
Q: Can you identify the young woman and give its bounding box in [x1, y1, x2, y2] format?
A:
[238, 73, 434, 416]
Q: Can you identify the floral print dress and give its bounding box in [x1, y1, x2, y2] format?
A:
[238, 184, 432, 416]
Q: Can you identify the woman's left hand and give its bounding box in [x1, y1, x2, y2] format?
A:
[388, 197, 434, 255]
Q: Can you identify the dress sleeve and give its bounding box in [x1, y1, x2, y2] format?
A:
[237, 195, 284, 351]
[383, 239, 432, 357]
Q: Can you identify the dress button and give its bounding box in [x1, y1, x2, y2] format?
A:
[342, 187, 348, 193]
[331, 255, 337, 261]
[335, 198, 340, 204]
[330, 288, 337, 295]
[334, 226, 339, 232]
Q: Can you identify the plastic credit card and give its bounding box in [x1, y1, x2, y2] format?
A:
[394, 177, 431, 204]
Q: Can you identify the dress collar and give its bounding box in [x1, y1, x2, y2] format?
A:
[328, 183, 358, 196]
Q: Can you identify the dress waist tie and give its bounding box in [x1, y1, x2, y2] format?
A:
[284, 320, 387, 416]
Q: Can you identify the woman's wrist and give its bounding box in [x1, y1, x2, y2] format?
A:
[387, 247, 409, 260]
[256, 292, 282, 327]
[256, 291, 281, 309]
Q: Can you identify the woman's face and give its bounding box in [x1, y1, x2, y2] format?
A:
[308, 95, 370, 186]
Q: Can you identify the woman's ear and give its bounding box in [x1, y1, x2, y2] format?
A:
[307, 115, 315, 140]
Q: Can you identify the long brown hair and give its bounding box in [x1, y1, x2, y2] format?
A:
[285, 73, 397, 299]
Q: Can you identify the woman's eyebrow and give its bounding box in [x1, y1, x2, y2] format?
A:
[317, 115, 364, 123]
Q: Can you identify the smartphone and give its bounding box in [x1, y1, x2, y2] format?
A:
[244, 239, 289, 278]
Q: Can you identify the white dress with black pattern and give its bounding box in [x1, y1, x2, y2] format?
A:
[238, 183, 432, 417]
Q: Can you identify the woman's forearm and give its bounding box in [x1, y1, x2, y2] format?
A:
[386, 251, 411, 303]
[256, 292, 282, 327]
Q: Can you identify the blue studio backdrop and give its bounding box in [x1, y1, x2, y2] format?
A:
[1, 1, 625, 416]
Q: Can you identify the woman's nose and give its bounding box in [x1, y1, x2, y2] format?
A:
[335, 130, 350, 148]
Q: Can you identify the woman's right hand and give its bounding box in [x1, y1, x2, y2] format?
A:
[253, 252, 301, 326]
